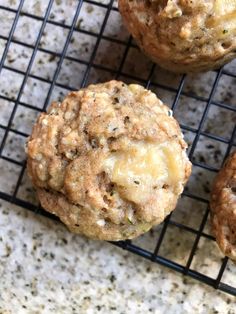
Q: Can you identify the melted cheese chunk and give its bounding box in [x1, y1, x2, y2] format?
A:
[103, 141, 185, 204]
[208, 0, 236, 31]
[214, 0, 236, 15]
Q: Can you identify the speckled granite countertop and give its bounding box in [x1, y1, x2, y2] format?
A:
[0, 0, 236, 313]
[0, 199, 235, 314]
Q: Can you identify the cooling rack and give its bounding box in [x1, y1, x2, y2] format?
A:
[0, 0, 235, 296]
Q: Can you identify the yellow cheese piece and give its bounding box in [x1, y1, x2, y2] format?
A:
[214, 0, 236, 15]
[103, 141, 184, 203]
[209, 0, 236, 30]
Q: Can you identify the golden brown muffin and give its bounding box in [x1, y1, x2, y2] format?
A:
[26, 80, 191, 241]
[210, 152, 236, 261]
[118, 0, 236, 73]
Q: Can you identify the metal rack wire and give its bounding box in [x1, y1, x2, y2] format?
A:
[0, 0, 235, 296]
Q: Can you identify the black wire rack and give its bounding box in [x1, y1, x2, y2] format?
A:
[0, 0, 235, 296]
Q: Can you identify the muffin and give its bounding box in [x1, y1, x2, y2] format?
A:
[118, 0, 236, 73]
[26, 80, 191, 241]
[210, 152, 236, 261]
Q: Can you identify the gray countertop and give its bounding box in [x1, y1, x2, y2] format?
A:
[0, 199, 235, 314]
[0, 0, 236, 313]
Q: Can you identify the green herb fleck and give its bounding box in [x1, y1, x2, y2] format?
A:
[174, 11, 182, 17]
[223, 29, 228, 34]
[127, 217, 134, 224]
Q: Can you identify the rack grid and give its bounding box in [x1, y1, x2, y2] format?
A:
[0, 0, 235, 296]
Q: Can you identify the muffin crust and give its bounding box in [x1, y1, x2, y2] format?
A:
[119, 0, 236, 73]
[211, 152, 236, 261]
[27, 80, 191, 240]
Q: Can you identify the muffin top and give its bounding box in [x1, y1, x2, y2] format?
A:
[211, 151, 236, 261]
[27, 80, 191, 240]
[118, 0, 236, 72]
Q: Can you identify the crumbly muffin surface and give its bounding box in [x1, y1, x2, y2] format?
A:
[119, 0, 236, 73]
[27, 80, 191, 240]
[211, 152, 236, 261]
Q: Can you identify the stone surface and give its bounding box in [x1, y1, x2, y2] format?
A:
[0, 0, 235, 313]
